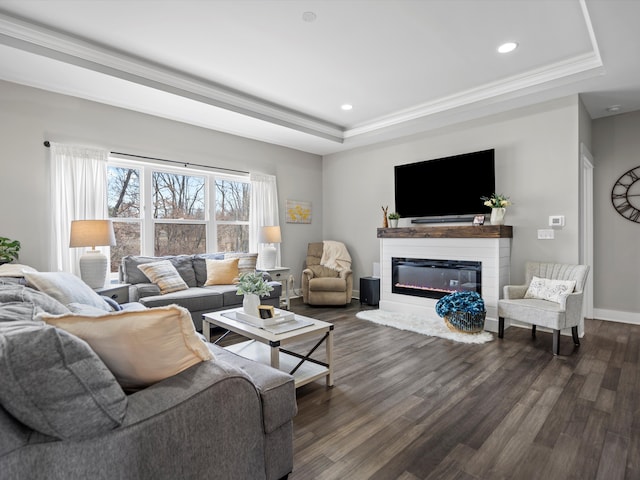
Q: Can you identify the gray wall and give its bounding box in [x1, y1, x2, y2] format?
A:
[323, 96, 583, 292]
[3, 77, 637, 323]
[592, 110, 640, 321]
[0, 80, 323, 287]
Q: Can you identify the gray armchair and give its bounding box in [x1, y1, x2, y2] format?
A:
[498, 261, 590, 355]
[302, 242, 353, 306]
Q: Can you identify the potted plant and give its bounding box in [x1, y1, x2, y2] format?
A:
[236, 271, 274, 317]
[480, 193, 511, 225]
[388, 212, 400, 228]
[0, 237, 21, 264]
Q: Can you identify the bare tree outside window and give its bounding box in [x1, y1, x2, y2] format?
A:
[107, 162, 251, 272]
[216, 180, 250, 251]
[153, 172, 206, 256]
[108, 166, 141, 272]
[153, 172, 205, 220]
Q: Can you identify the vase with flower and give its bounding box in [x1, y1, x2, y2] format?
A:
[481, 193, 511, 225]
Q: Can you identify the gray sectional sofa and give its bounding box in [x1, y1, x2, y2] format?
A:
[0, 281, 297, 480]
[120, 252, 282, 330]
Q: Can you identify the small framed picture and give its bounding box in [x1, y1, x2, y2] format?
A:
[473, 215, 485, 226]
[258, 305, 275, 319]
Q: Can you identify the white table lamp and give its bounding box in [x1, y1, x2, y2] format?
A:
[69, 219, 116, 289]
[259, 226, 281, 269]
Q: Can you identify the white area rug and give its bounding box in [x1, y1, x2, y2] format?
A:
[356, 310, 493, 344]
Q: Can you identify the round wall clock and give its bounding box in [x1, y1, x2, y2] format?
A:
[611, 165, 640, 223]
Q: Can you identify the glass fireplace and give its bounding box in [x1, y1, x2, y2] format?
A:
[391, 258, 482, 299]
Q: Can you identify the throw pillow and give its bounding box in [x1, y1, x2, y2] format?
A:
[524, 276, 577, 304]
[122, 255, 197, 287]
[40, 305, 214, 390]
[224, 252, 258, 275]
[23, 272, 110, 311]
[205, 257, 240, 286]
[0, 304, 127, 440]
[137, 260, 189, 294]
[0, 263, 37, 277]
[193, 253, 225, 286]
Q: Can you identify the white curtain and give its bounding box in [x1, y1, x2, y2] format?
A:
[249, 173, 280, 269]
[49, 143, 109, 274]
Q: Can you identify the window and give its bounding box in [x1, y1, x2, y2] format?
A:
[107, 159, 250, 273]
[153, 171, 206, 256]
[216, 179, 250, 251]
[108, 165, 141, 272]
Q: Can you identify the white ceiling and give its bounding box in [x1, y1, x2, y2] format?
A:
[0, 0, 638, 155]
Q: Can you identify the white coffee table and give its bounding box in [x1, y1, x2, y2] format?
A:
[202, 308, 334, 388]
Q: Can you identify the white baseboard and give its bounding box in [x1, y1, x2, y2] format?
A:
[593, 308, 640, 325]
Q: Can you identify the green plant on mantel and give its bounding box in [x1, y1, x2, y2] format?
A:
[0, 237, 21, 263]
[388, 212, 401, 220]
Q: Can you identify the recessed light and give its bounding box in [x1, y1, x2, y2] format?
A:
[341, 104, 353, 111]
[302, 11, 317, 22]
[497, 42, 518, 54]
[606, 105, 622, 113]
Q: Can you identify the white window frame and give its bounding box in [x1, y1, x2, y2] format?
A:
[107, 156, 250, 272]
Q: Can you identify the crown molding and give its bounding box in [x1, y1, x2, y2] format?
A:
[0, 2, 603, 146]
[0, 11, 345, 143]
[344, 52, 604, 139]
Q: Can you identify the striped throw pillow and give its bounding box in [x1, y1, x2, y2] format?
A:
[137, 260, 188, 294]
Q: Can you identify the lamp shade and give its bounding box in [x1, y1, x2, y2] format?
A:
[259, 226, 282, 244]
[69, 220, 116, 248]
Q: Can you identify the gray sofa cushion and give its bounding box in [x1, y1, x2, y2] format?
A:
[138, 286, 224, 311]
[193, 253, 225, 286]
[0, 284, 70, 315]
[0, 303, 127, 440]
[122, 255, 197, 287]
[129, 282, 162, 301]
[203, 284, 244, 306]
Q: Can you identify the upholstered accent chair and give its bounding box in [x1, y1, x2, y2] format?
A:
[302, 242, 353, 306]
[498, 261, 590, 355]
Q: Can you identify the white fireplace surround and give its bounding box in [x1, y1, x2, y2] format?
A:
[378, 228, 511, 332]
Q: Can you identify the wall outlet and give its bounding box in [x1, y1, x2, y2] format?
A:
[537, 229, 555, 240]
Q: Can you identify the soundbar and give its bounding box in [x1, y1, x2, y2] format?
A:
[411, 215, 477, 224]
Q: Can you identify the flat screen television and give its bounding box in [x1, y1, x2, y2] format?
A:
[394, 149, 495, 223]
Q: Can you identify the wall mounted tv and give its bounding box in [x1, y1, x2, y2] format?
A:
[394, 149, 495, 223]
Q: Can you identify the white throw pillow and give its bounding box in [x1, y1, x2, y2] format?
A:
[40, 305, 213, 390]
[137, 260, 188, 294]
[24, 271, 111, 311]
[524, 276, 577, 304]
[0, 263, 37, 277]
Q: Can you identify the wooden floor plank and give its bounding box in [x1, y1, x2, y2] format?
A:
[217, 299, 640, 479]
[596, 431, 629, 480]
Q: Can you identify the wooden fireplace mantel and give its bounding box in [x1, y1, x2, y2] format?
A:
[377, 225, 512, 239]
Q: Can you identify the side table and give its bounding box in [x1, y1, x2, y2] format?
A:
[257, 267, 291, 310]
[95, 283, 130, 304]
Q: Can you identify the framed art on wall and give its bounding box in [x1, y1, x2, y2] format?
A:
[286, 200, 312, 224]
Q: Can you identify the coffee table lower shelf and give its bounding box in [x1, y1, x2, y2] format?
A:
[225, 340, 330, 388]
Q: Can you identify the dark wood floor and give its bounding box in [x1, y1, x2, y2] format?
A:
[221, 299, 640, 479]
[288, 299, 640, 480]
